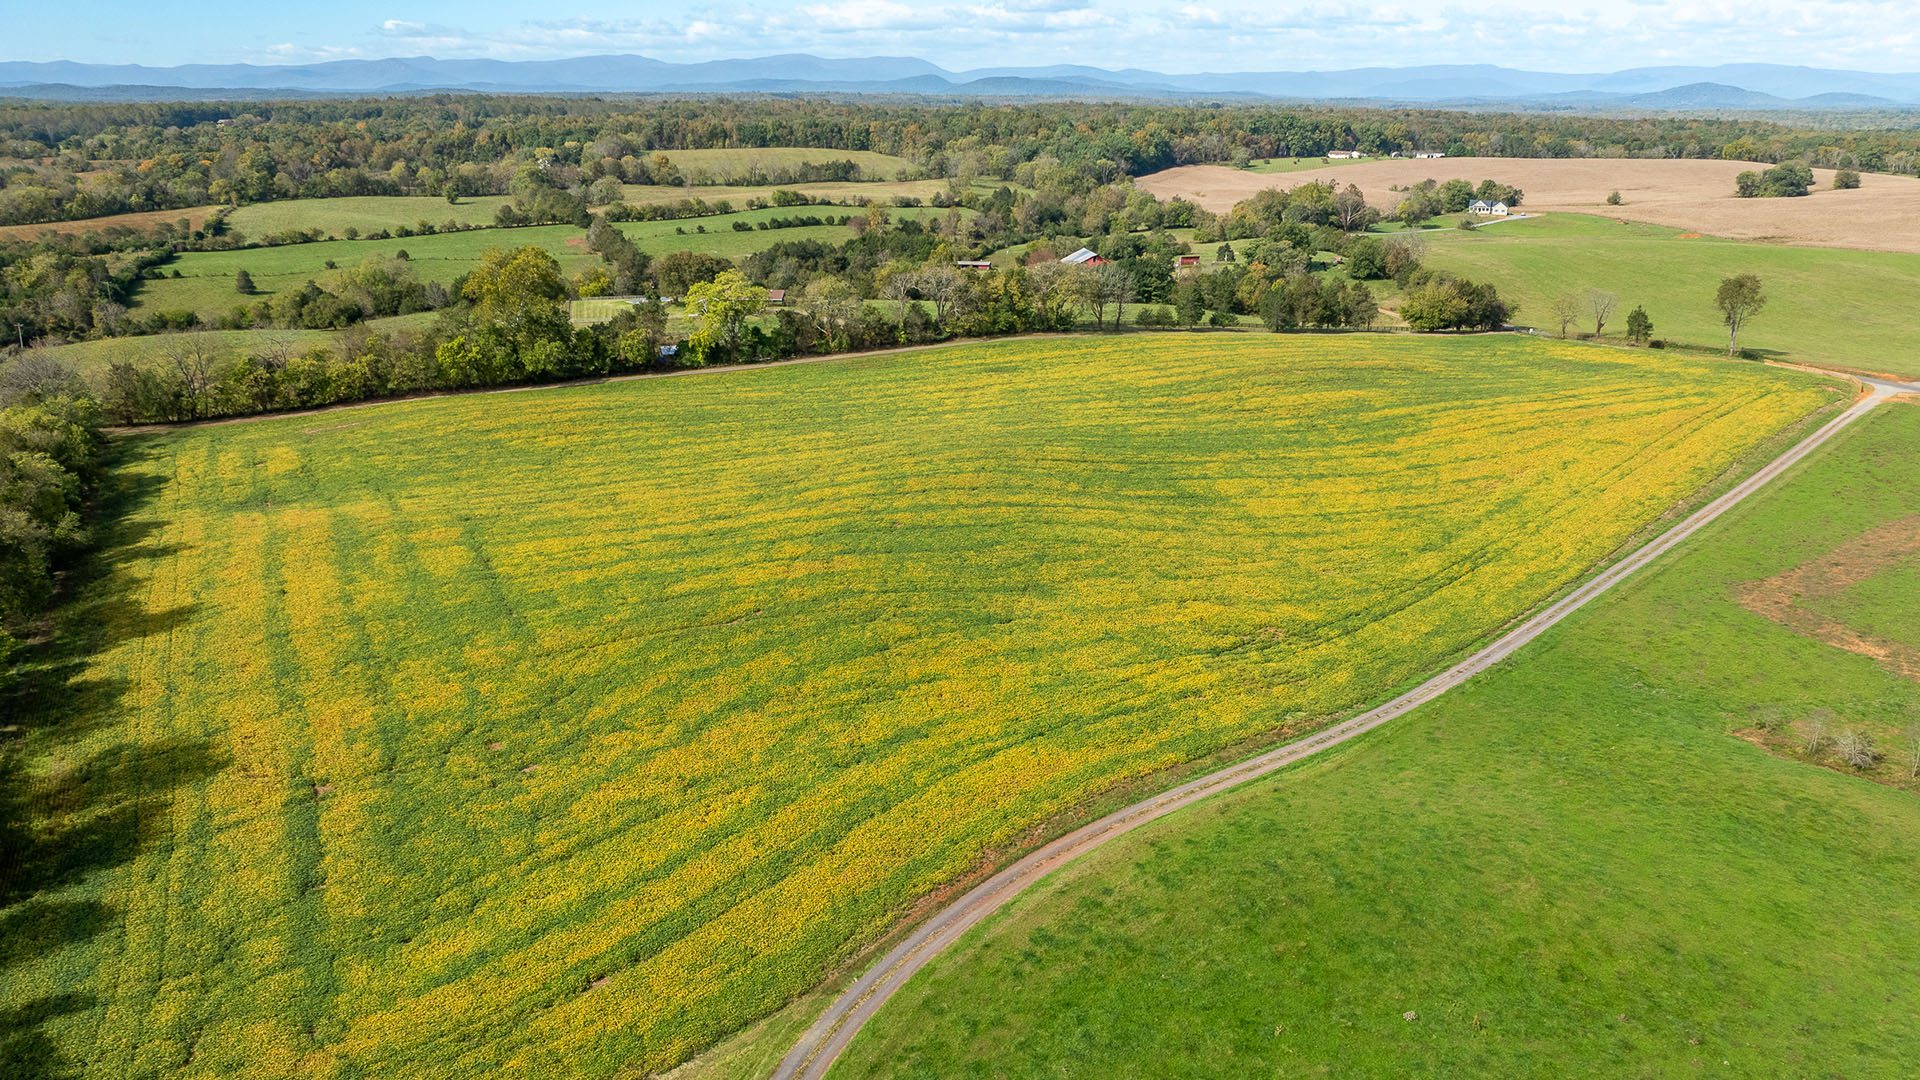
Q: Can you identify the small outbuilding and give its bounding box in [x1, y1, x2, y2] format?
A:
[1060, 247, 1109, 266]
[765, 288, 787, 306]
[1176, 254, 1201, 268]
[956, 260, 993, 271]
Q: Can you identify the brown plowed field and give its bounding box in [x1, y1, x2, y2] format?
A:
[1135, 158, 1920, 253]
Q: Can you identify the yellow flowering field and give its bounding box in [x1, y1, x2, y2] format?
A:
[2, 335, 1838, 1078]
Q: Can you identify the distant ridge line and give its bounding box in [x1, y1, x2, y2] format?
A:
[4, 56, 1920, 109]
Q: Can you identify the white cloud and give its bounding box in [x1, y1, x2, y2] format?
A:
[215, 1, 1920, 75]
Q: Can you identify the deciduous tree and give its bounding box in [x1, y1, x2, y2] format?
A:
[1714, 273, 1767, 355]
[1588, 290, 1617, 338]
[686, 269, 767, 358]
[1552, 294, 1580, 338]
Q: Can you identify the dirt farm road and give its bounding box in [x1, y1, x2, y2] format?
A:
[770, 371, 1920, 1080]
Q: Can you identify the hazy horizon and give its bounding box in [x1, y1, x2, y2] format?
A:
[14, 1, 1920, 74]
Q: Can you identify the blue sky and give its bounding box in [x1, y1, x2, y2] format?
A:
[11, 0, 1919, 72]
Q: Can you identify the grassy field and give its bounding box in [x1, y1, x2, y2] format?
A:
[618, 178, 964, 208]
[127, 224, 594, 318]
[1245, 156, 1367, 175]
[6, 168, 936, 247]
[126, 206, 918, 320]
[0, 335, 1836, 1079]
[826, 401, 1920, 1080]
[225, 196, 515, 237]
[1414, 212, 1920, 378]
[32, 313, 441, 378]
[648, 148, 914, 182]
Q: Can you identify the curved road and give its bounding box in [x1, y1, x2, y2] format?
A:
[771, 371, 1919, 1080]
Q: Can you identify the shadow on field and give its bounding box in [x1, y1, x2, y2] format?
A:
[0, 436, 223, 1080]
[0, 993, 98, 1080]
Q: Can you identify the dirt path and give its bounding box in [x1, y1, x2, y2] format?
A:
[769, 372, 1920, 1080]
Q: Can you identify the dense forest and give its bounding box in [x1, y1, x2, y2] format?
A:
[6, 95, 1920, 225]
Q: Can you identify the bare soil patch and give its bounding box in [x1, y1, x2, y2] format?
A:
[1734, 513, 1920, 682]
[1136, 159, 1920, 254]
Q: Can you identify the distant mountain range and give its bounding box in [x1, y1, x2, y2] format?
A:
[4, 56, 1920, 109]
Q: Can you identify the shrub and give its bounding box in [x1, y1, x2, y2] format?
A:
[1606, 190, 1623, 205]
[1736, 161, 1814, 198]
[1400, 274, 1511, 331]
[1835, 729, 1879, 769]
[1804, 708, 1835, 752]
[1834, 169, 1861, 190]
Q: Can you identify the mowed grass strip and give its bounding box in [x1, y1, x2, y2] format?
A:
[2, 335, 1838, 1079]
[825, 401, 1920, 1080]
[1416, 212, 1920, 378]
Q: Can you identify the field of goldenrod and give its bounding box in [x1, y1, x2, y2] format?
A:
[2, 334, 1837, 1078]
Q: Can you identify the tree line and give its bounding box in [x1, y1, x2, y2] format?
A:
[0, 358, 103, 684]
[11, 94, 1920, 227]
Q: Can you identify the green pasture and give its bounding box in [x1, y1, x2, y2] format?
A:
[126, 225, 593, 318]
[1245, 156, 1368, 174]
[1416, 212, 1920, 378]
[617, 177, 992, 209]
[646, 147, 914, 181]
[32, 313, 440, 378]
[829, 400, 1920, 1080]
[224, 195, 515, 237]
[126, 205, 930, 321]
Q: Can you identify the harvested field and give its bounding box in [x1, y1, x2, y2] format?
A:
[0, 204, 220, 241]
[1136, 158, 1920, 254]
